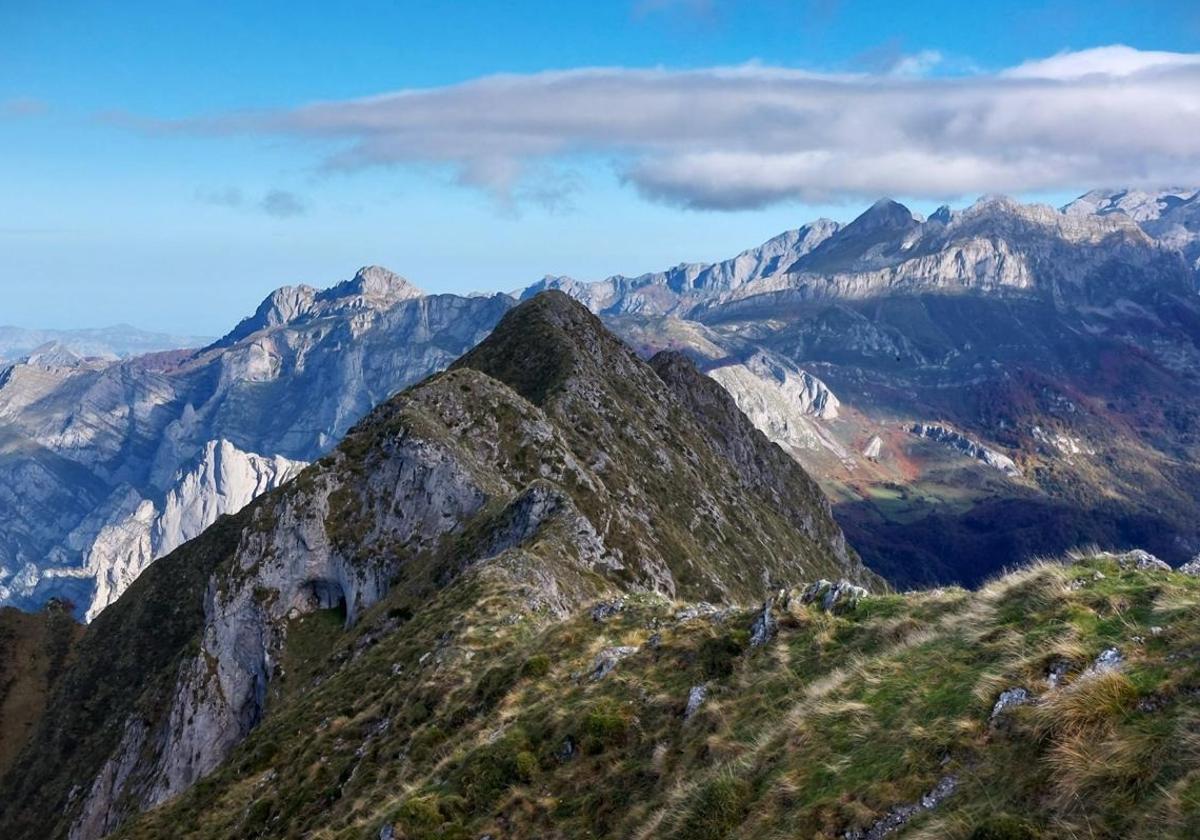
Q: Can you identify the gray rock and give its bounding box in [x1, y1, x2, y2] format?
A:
[844, 774, 957, 839]
[799, 579, 868, 614]
[379, 824, 395, 840]
[590, 600, 625, 622]
[990, 687, 1033, 719]
[675, 602, 721, 622]
[1097, 549, 1171, 572]
[1085, 647, 1123, 676]
[1179, 556, 1200, 576]
[684, 684, 708, 720]
[591, 646, 639, 680]
[749, 602, 777, 647]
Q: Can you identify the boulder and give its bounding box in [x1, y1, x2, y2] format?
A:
[1096, 549, 1171, 572]
[684, 684, 708, 720]
[590, 646, 638, 680]
[990, 687, 1033, 719]
[796, 579, 868, 614]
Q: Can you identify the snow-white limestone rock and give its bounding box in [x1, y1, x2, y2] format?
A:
[83, 439, 306, 620]
[708, 352, 846, 460]
[910, 423, 1019, 477]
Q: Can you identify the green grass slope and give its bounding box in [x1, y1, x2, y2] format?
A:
[116, 550, 1200, 839]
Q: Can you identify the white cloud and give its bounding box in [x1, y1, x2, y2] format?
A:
[888, 50, 944, 77]
[150, 46, 1200, 210]
[1003, 45, 1200, 79]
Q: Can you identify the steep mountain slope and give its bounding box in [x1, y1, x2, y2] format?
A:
[0, 292, 870, 840]
[0, 601, 79, 776]
[0, 268, 513, 618]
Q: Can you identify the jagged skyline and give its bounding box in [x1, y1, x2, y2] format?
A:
[2, 1, 1198, 334]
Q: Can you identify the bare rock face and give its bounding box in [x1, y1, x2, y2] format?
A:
[748, 602, 777, 647]
[522, 219, 841, 317]
[0, 270, 512, 618]
[83, 440, 306, 620]
[1065, 187, 1200, 276]
[706, 351, 846, 461]
[909, 423, 1019, 477]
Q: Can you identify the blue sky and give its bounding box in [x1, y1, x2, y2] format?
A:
[2, 0, 1198, 334]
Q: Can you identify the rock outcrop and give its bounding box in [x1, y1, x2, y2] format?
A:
[82, 440, 305, 620]
[0, 271, 512, 618]
[909, 423, 1019, 477]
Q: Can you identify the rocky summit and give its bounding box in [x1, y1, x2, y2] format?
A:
[0, 292, 873, 839]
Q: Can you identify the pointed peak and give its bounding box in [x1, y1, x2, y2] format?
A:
[848, 198, 916, 230]
[452, 290, 624, 406]
[928, 205, 953, 225]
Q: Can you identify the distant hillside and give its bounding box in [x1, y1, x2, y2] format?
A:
[0, 325, 213, 362]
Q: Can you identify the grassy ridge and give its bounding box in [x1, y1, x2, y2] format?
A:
[116, 551, 1200, 839]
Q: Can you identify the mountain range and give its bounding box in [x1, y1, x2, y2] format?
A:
[0, 325, 215, 364]
[3, 293, 1200, 839]
[2, 188, 1199, 622]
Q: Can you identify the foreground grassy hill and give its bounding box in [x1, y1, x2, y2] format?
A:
[110, 549, 1200, 839]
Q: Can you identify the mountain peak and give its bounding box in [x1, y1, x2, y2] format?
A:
[851, 198, 916, 231]
[216, 267, 426, 347]
[453, 290, 612, 405]
[22, 341, 85, 369]
[323, 265, 424, 303]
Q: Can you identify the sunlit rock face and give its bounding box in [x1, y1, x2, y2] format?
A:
[0, 267, 513, 618]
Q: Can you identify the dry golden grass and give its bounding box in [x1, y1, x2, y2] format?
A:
[1046, 725, 1168, 808]
[1034, 670, 1137, 739]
